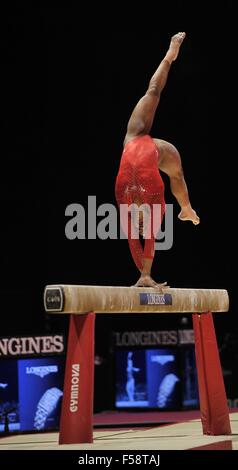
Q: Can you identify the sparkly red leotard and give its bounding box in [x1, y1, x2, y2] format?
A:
[115, 135, 165, 271]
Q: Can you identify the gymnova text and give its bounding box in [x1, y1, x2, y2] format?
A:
[65, 196, 174, 250]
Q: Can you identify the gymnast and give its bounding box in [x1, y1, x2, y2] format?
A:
[115, 32, 200, 288]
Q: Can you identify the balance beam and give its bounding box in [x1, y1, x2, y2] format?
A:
[44, 285, 229, 314]
[43, 284, 231, 444]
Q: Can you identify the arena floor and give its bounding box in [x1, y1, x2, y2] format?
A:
[1, 411, 238, 451]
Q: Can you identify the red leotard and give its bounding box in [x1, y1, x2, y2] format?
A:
[115, 135, 165, 271]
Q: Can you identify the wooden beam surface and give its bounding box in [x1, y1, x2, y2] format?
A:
[44, 285, 229, 314]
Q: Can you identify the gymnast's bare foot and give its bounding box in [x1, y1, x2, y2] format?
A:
[166, 32, 186, 62]
[133, 275, 168, 290]
[178, 204, 200, 225]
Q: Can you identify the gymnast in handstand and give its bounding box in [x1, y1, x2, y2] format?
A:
[115, 32, 200, 288]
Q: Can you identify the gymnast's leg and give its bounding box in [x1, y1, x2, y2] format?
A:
[124, 32, 186, 146]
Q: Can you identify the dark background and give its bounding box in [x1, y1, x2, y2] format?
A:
[1, 5, 237, 407]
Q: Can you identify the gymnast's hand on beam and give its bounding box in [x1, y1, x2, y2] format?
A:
[133, 275, 168, 290]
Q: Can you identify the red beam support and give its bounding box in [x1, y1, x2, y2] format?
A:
[193, 312, 231, 435]
[59, 312, 95, 444]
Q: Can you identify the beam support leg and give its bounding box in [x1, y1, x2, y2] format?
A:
[192, 312, 231, 435]
[59, 312, 95, 444]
